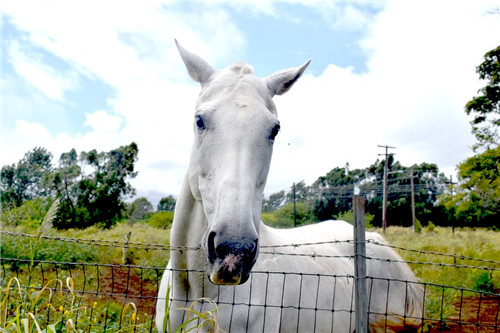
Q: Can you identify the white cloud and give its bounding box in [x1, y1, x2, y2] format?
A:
[84, 110, 123, 134]
[2, 1, 499, 202]
[263, 1, 500, 193]
[7, 40, 79, 101]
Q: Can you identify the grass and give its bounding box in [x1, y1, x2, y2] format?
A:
[2, 215, 499, 332]
[379, 226, 500, 290]
[376, 226, 500, 328]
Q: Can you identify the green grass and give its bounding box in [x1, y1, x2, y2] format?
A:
[2, 215, 499, 332]
[377, 226, 500, 327]
[379, 226, 500, 290]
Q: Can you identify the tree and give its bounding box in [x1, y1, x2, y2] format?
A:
[465, 45, 500, 151]
[157, 195, 176, 212]
[441, 145, 500, 227]
[0, 147, 53, 207]
[129, 197, 154, 222]
[46, 142, 139, 229]
[311, 166, 363, 220]
[262, 190, 286, 212]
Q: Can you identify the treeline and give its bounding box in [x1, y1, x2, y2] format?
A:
[263, 158, 450, 228]
[263, 44, 500, 230]
[0, 143, 176, 230]
[263, 147, 499, 229]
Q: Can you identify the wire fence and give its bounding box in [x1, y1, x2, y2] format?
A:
[1, 228, 499, 332]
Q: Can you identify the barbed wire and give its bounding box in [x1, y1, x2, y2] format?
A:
[2, 230, 499, 273]
[0, 230, 199, 251]
[366, 239, 500, 266]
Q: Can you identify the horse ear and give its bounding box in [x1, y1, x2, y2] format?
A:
[175, 39, 216, 86]
[264, 60, 311, 97]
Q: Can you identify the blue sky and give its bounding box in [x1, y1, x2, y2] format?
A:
[2, 1, 499, 206]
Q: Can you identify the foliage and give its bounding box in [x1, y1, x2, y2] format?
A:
[1, 144, 139, 229]
[264, 159, 450, 228]
[0, 147, 53, 208]
[0, 197, 54, 228]
[426, 221, 435, 232]
[472, 271, 496, 293]
[147, 211, 174, 229]
[382, 226, 500, 291]
[49, 143, 139, 229]
[335, 210, 374, 228]
[261, 203, 315, 228]
[382, 226, 500, 322]
[262, 190, 286, 212]
[157, 195, 176, 212]
[0, 276, 145, 333]
[128, 197, 154, 223]
[465, 44, 500, 151]
[440, 144, 499, 228]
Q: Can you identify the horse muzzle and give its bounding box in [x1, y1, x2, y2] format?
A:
[206, 231, 258, 285]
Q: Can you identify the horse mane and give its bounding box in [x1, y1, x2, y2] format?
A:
[229, 61, 254, 76]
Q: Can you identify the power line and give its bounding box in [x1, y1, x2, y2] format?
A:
[378, 145, 396, 233]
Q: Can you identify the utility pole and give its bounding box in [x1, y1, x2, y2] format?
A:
[378, 145, 396, 233]
[293, 182, 297, 227]
[449, 174, 457, 233]
[410, 169, 416, 232]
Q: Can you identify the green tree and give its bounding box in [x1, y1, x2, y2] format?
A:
[0, 147, 53, 207]
[441, 145, 500, 227]
[129, 197, 154, 222]
[465, 45, 500, 151]
[262, 190, 286, 212]
[311, 166, 363, 220]
[46, 143, 139, 229]
[157, 195, 176, 212]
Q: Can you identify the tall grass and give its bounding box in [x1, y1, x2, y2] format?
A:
[378, 226, 500, 327]
[2, 209, 499, 332]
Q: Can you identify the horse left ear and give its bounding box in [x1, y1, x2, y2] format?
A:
[264, 59, 311, 97]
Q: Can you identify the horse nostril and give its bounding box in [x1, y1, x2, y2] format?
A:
[207, 231, 259, 266]
[207, 231, 217, 264]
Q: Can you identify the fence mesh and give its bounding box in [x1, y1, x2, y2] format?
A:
[1, 230, 499, 332]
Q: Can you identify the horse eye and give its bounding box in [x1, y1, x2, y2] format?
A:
[269, 124, 280, 141]
[195, 115, 206, 130]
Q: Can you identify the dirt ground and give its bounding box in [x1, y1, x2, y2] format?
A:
[98, 267, 499, 332]
[427, 296, 500, 332]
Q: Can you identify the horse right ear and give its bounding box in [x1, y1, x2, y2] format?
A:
[175, 39, 216, 87]
[264, 60, 311, 97]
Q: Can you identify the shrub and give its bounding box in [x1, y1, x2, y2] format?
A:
[336, 211, 375, 228]
[414, 218, 422, 233]
[473, 271, 496, 293]
[147, 211, 174, 229]
[261, 212, 293, 228]
[426, 221, 435, 232]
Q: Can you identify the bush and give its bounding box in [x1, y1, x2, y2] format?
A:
[426, 221, 436, 232]
[0, 197, 54, 229]
[336, 211, 375, 228]
[473, 271, 496, 293]
[414, 218, 422, 233]
[261, 212, 294, 228]
[147, 211, 174, 229]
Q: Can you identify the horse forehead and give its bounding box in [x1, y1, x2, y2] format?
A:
[199, 64, 273, 109]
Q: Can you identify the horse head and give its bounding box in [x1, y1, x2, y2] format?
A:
[176, 41, 310, 285]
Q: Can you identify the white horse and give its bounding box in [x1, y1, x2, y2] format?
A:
[156, 41, 424, 333]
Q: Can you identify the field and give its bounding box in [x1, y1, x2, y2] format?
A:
[1, 222, 499, 332]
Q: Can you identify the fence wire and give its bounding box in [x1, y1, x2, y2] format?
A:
[1, 230, 499, 332]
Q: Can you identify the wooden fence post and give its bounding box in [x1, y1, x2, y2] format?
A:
[122, 231, 132, 265]
[353, 196, 368, 332]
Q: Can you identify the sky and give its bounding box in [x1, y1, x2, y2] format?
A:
[2, 1, 500, 207]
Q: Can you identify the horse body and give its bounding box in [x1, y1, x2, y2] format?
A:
[156, 42, 423, 332]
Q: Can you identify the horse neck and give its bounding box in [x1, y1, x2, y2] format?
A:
[169, 174, 207, 270]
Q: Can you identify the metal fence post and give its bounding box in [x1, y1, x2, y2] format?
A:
[353, 196, 368, 332]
